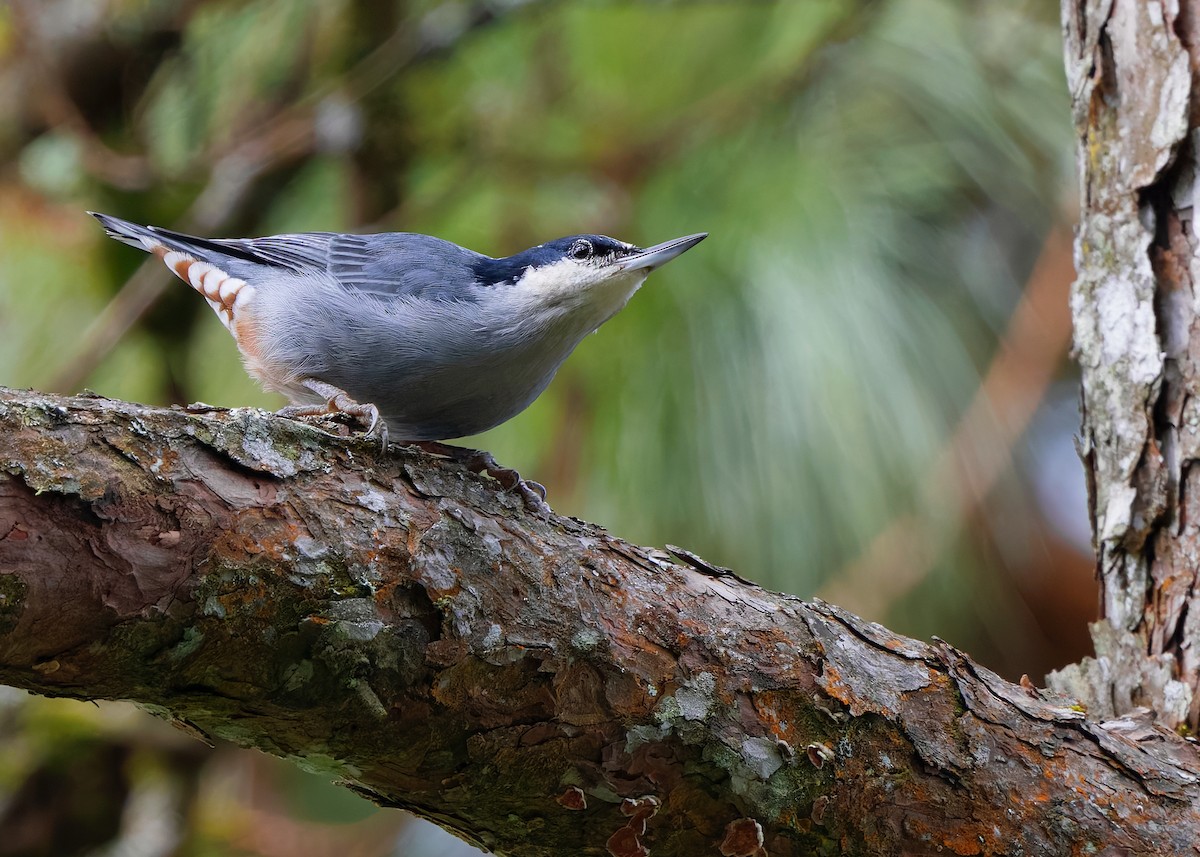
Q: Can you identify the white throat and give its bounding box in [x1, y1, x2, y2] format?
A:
[510, 259, 649, 329]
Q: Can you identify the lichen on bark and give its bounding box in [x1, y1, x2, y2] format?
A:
[1050, 0, 1200, 730]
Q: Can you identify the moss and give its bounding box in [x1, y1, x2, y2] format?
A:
[0, 573, 27, 636]
[167, 626, 204, 661]
[570, 627, 603, 652]
[653, 695, 684, 726]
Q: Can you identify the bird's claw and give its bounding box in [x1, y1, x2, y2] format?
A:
[514, 479, 550, 515]
[357, 404, 389, 452]
[279, 380, 388, 452]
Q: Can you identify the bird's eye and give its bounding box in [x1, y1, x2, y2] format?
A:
[570, 240, 593, 260]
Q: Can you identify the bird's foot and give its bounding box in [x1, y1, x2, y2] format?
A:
[279, 379, 388, 451]
[410, 441, 549, 515]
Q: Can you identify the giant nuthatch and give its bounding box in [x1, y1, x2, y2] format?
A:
[89, 212, 706, 509]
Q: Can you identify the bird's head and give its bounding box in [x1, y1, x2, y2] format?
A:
[477, 232, 707, 316]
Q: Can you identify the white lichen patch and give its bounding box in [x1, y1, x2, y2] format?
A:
[674, 672, 717, 721]
[1099, 483, 1139, 542]
[481, 623, 504, 650]
[570, 627, 603, 652]
[326, 599, 386, 641]
[335, 618, 386, 642]
[239, 430, 300, 478]
[740, 736, 784, 781]
[625, 723, 670, 752]
[354, 487, 389, 512]
[1094, 275, 1161, 386]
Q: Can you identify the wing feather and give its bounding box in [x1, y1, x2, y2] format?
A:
[132, 224, 485, 301]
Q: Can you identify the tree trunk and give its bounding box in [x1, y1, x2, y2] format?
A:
[1047, 0, 1200, 733]
[0, 387, 1197, 857]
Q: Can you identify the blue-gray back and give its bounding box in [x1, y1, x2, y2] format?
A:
[151, 227, 488, 302]
[126, 222, 630, 302]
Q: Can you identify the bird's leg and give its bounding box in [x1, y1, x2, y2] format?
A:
[410, 441, 549, 514]
[278, 378, 388, 450]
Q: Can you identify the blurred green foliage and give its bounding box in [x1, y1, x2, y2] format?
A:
[6, 0, 1070, 590]
[0, 0, 1078, 854]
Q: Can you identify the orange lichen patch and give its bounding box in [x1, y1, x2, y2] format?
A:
[217, 528, 278, 560]
[774, 805, 804, 832]
[679, 617, 708, 638]
[924, 668, 953, 689]
[818, 663, 893, 718]
[751, 690, 796, 741]
[902, 816, 1005, 856]
[211, 577, 270, 614]
[713, 679, 738, 707]
[942, 830, 989, 855]
[954, 818, 1025, 856]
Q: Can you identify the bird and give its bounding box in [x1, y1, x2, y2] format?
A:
[89, 212, 706, 509]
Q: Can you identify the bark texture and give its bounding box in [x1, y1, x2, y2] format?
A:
[1, 387, 1198, 857]
[1049, 0, 1200, 731]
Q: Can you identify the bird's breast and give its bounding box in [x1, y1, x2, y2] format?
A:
[247, 276, 635, 439]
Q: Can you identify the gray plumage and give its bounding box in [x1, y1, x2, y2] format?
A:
[90, 212, 706, 441]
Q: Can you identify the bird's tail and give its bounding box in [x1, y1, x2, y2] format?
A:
[88, 212, 259, 336]
[87, 211, 172, 254]
[89, 211, 231, 262]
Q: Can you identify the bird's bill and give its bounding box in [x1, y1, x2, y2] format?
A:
[617, 233, 708, 272]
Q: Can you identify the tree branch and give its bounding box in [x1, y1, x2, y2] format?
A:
[1, 387, 1197, 856]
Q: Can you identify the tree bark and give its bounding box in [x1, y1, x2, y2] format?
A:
[1048, 0, 1200, 732]
[0, 387, 1197, 856]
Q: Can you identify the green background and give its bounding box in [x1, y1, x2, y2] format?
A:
[0, 1, 1083, 854]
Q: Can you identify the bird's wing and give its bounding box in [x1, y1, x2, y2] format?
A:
[92, 214, 480, 301]
[199, 231, 483, 301]
[317, 233, 485, 301]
